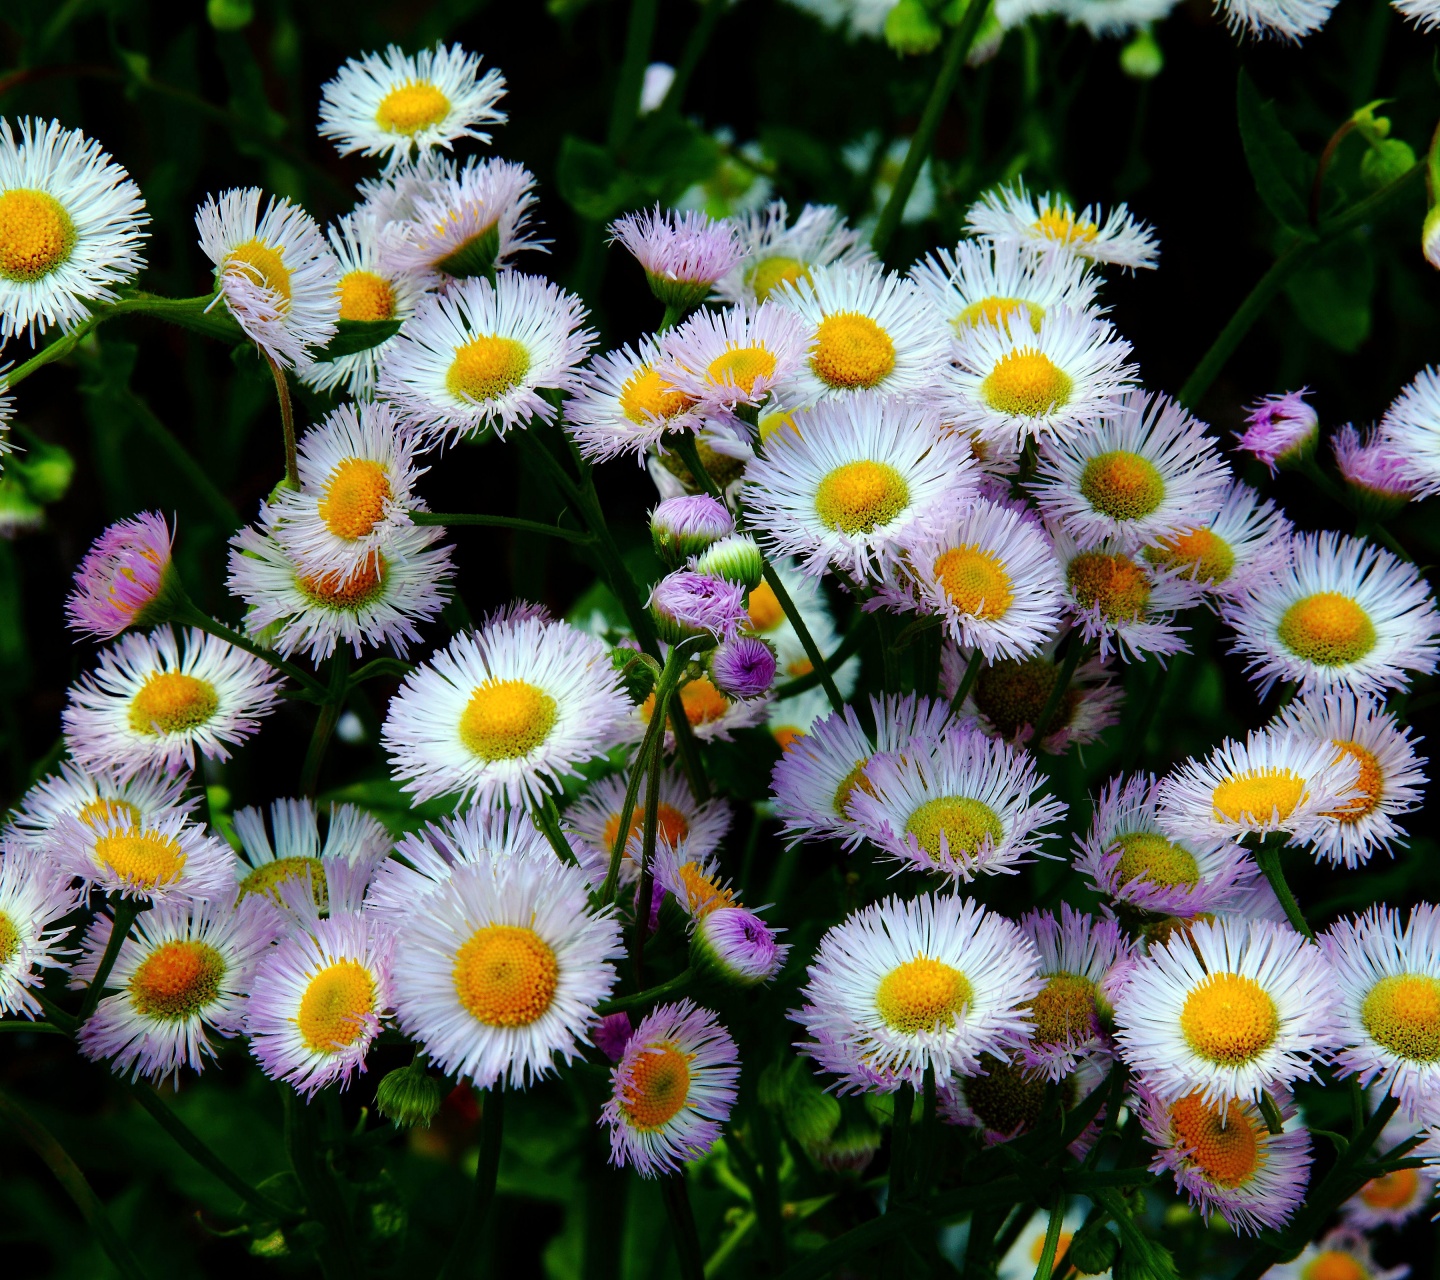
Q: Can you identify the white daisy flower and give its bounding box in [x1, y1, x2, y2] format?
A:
[1030, 391, 1231, 553]
[52, 807, 237, 905]
[1342, 1116, 1438, 1227]
[247, 911, 396, 1096]
[74, 896, 280, 1082]
[908, 238, 1100, 336]
[3, 761, 192, 854]
[231, 797, 392, 910]
[847, 725, 1067, 881]
[873, 497, 1066, 662]
[944, 305, 1137, 447]
[1217, 0, 1337, 39]
[382, 611, 632, 807]
[1112, 916, 1342, 1106]
[793, 892, 1044, 1094]
[656, 302, 810, 421]
[1054, 0, 1182, 37]
[564, 337, 706, 465]
[377, 272, 595, 444]
[0, 117, 148, 343]
[996, 1206, 1092, 1280]
[318, 43, 507, 172]
[742, 392, 977, 579]
[298, 212, 430, 397]
[770, 261, 951, 404]
[1392, 0, 1440, 30]
[1378, 365, 1440, 499]
[712, 200, 873, 307]
[965, 181, 1160, 271]
[1222, 531, 1440, 698]
[0, 846, 80, 1018]
[1141, 479, 1292, 598]
[62, 625, 284, 779]
[195, 187, 339, 369]
[353, 149, 455, 228]
[1269, 1228, 1408, 1280]
[391, 855, 622, 1089]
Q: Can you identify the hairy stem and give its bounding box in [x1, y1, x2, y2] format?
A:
[262, 350, 299, 491]
[1251, 835, 1314, 940]
[79, 896, 142, 1021]
[437, 1086, 506, 1280]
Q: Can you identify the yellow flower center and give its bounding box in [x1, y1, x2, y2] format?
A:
[1325, 740, 1382, 822]
[641, 675, 731, 728]
[297, 959, 377, 1052]
[904, 796, 1004, 861]
[972, 657, 1076, 738]
[459, 679, 557, 761]
[933, 544, 1014, 620]
[814, 460, 910, 534]
[963, 1051, 1050, 1135]
[602, 802, 690, 854]
[619, 364, 694, 425]
[1180, 973, 1279, 1065]
[1361, 974, 1440, 1061]
[750, 255, 810, 302]
[130, 940, 225, 1019]
[1145, 527, 1236, 584]
[0, 911, 20, 967]
[707, 344, 778, 393]
[1067, 551, 1150, 622]
[980, 350, 1072, 418]
[810, 312, 896, 390]
[1211, 769, 1307, 825]
[676, 862, 735, 917]
[225, 239, 292, 306]
[1277, 593, 1377, 667]
[300, 555, 388, 610]
[1360, 1166, 1420, 1210]
[1169, 1092, 1262, 1187]
[1080, 450, 1165, 523]
[955, 296, 1043, 333]
[1303, 1252, 1368, 1280]
[832, 758, 875, 818]
[77, 797, 142, 829]
[1113, 831, 1200, 889]
[446, 335, 531, 405]
[453, 924, 559, 1027]
[1026, 973, 1097, 1046]
[773, 725, 805, 751]
[0, 189, 76, 282]
[744, 580, 785, 633]
[758, 407, 800, 445]
[238, 856, 327, 908]
[319, 457, 392, 540]
[621, 1042, 693, 1130]
[94, 829, 188, 889]
[1031, 1233, 1075, 1267]
[128, 672, 220, 736]
[374, 80, 452, 135]
[337, 269, 396, 322]
[1033, 207, 1099, 246]
[875, 956, 973, 1034]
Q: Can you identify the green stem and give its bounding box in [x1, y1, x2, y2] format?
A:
[1032, 641, 1083, 750]
[534, 792, 579, 867]
[660, 1173, 706, 1280]
[282, 1088, 356, 1280]
[597, 967, 693, 1014]
[763, 564, 845, 712]
[870, 2, 988, 258]
[437, 1087, 506, 1280]
[1031, 1196, 1066, 1280]
[1251, 835, 1313, 940]
[410, 512, 592, 544]
[262, 349, 299, 491]
[916, 1063, 938, 1200]
[658, 0, 726, 117]
[0, 1089, 150, 1280]
[889, 1081, 915, 1209]
[948, 648, 984, 716]
[172, 599, 326, 697]
[300, 649, 350, 798]
[607, 0, 660, 149]
[1115, 656, 1176, 774]
[80, 897, 142, 1021]
[633, 675, 671, 986]
[775, 618, 867, 700]
[0, 1020, 65, 1035]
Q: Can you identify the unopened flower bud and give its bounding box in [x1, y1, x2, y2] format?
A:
[885, 0, 943, 54]
[1361, 138, 1416, 192]
[691, 905, 789, 987]
[806, 1113, 881, 1175]
[609, 207, 745, 318]
[11, 438, 75, 504]
[591, 1012, 634, 1062]
[692, 534, 764, 589]
[648, 570, 746, 646]
[708, 635, 777, 700]
[1235, 390, 1318, 473]
[1120, 28, 1163, 79]
[1332, 424, 1416, 518]
[611, 644, 659, 704]
[650, 494, 733, 567]
[376, 1059, 444, 1128]
[65, 512, 181, 640]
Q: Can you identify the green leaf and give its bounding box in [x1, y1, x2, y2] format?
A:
[1284, 233, 1374, 351]
[315, 319, 403, 361]
[554, 135, 643, 222]
[1236, 69, 1314, 233]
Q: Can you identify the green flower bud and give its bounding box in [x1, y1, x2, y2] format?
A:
[207, 0, 254, 30]
[1361, 138, 1417, 192]
[11, 439, 75, 505]
[806, 1113, 881, 1175]
[1120, 28, 1164, 80]
[692, 534, 765, 590]
[1423, 205, 1440, 271]
[610, 646, 659, 704]
[885, 0, 944, 54]
[376, 1059, 444, 1128]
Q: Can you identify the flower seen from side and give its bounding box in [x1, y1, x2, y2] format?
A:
[964, 181, 1160, 270]
[65, 511, 177, 640]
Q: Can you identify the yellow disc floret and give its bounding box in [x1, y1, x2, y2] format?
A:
[603, 802, 690, 855]
[1361, 974, 1440, 1062]
[1113, 831, 1201, 889]
[0, 189, 76, 282]
[1277, 593, 1377, 667]
[933, 544, 1014, 620]
[94, 829, 188, 889]
[1302, 1252, 1367, 1280]
[875, 956, 973, 1034]
[1026, 973, 1098, 1046]
[1066, 551, 1150, 623]
[1169, 1092, 1262, 1187]
[298, 959, 377, 1052]
[78, 797, 143, 829]
[963, 1051, 1048, 1136]
[707, 345, 777, 393]
[904, 796, 1004, 861]
[453, 924, 559, 1027]
[1033, 207, 1099, 247]
[0, 911, 20, 967]
[813, 460, 910, 535]
[956, 296, 1044, 334]
[973, 656, 1075, 739]
[1080, 450, 1166, 523]
[239, 856, 327, 908]
[1211, 769, 1306, 825]
[621, 1042, 693, 1130]
[619, 365, 693, 424]
[980, 350, 1072, 418]
[1145, 527, 1236, 585]
[375, 80, 451, 135]
[459, 679, 557, 761]
[810, 312, 896, 389]
[1326, 740, 1382, 822]
[641, 676, 730, 728]
[1180, 973, 1279, 1066]
[337, 269, 396, 322]
[320, 457, 392, 540]
[750, 256, 810, 303]
[129, 940, 224, 1019]
[300, 555, 388, 611]
[745, 580, 785, 634]
[1360, 1167, 1420, 1211]
[225, 239, 292, 306]
[676, 862, 735, 917]
[128, 673, 220, 736]
[446, 334, 531, 404]
[833, 758, 875, 818]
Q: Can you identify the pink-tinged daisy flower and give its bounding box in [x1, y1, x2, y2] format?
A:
[74, 898, 280, 1081]
[378, 273, 595, 445]
[943, 635, 1123, 755]
[0, 118, 149, 343]
[318, 43, 506, 172]
[3, 761, 192, 854]
[1030, 391, 1230, 554]
[965, 181, 1159, 271]
[602, 1000, 739, 1176]
[247, 911, 396, 1095]
[656, 302, 809, 422]
[942, 1053, 1107, 1155]
[391, 855, 623, 1090]
[65, 511, 177, 640]
[608, 206, 746, 312]
[1076, 773, 1255, 920]
[1235, 390, 1318, 473]
[383, 612, 631, 808]
[195, 188, 339, 370]
[691, 906, 789, 987]
[652, 847, 740, 922]
[1222, 531, 1440, 698]
[354, 149, 455, 229]
[564, 338, 705, 466]
[1141, 479, 1292, 598]
[61, 625, 284, 779]
[1016, 905, 1133, 1080]
[1342, 1115, 1437, 1228]
[713, 201, 872, 307]
[53, 807, 236, 905]
[794, 893, 1043, 1094]
[648, 570, 747, 645]
[1270, 691, 1426, 869]
[910, 237, 1101, 336]
[769, 693, 953, 848]
[1333, 424, 1418, 516]
[1112, 916, 1342, 1107]
[1136, 1081, 1311, 1235]
[743, 393, 976, 580]
[847, 726, 1067, 882]
[231, 797, 391, 911]
[0, 845, 80, 1018]
[1269, 1228, 1409, 1280]
[1378, 366, 1440, 499]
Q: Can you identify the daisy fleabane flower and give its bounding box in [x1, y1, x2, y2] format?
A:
[317, 43, 507, 173]
[196, 187, 339, 369]
[247, 911, 396, 1095]
[1378, 366, 1440, 499]
[1235, 389, 1318, 472]
[713, 200, 872, 307]
[1141, 479, 1292, 598]
[941, 1051, 1108, 1153]
[565, 337, 704, 465]
[0, 845, 80, 1018]
[1269, 1228, 1409, 1280]
[965, 181, 1159, 271]
[691, 907, 789, 987]
[602, 1000, 740, 1177]
[608, 206, 746, 312]
[0, 117, 149, 343]
[382, 611, 632, 807]
[1332, 423, 1418, 515]
[378, 272, 595, 445]
[1216, 0, 1338, 41]
[1342, 1115, 1437, 1228]
[2, 760, 192, 854]
[794, 893, 1043, 1094]
[908, 237, 1100, 336]
[53, 807, 237, 904]
[74, 897, 281, 1082]
[62, 625, 284, 779]
[65, 511, 176, 640]
[231, 797, 392, 909]
[1222, 530, 1440, 698]
[391, 855, 623, 1090]
[657, 302, 809, 421]
[1113, 916, 1342, 1107]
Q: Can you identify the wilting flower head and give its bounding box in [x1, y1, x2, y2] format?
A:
[650, 494, 733, 567]
[648, 570, 747, 646]
[608, 206, 746, 313]
[1236, 390, 1318, 472]
[691, 905, 788, 987]
[708, 635, 777, 700]
[65, 511, 177, 639]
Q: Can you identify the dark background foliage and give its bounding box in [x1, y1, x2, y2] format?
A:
[0, 0, 1436, 1275]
